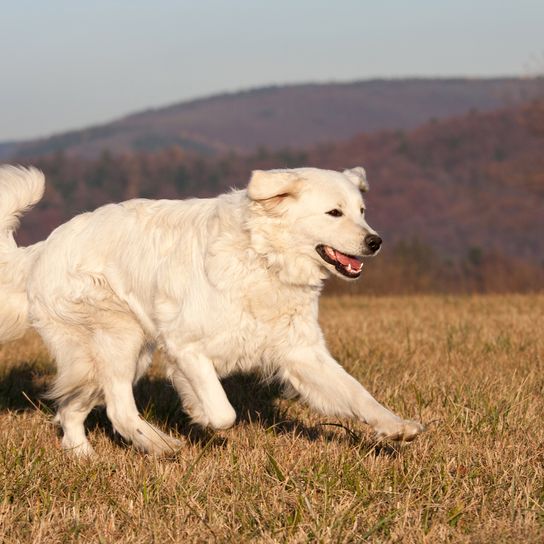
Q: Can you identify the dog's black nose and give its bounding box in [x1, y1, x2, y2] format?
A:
[365, 234, 382, 253]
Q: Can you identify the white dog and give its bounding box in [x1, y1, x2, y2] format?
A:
[0, 165, 423, 456]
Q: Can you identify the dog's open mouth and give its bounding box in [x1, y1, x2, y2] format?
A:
[316, 245, 363, 278]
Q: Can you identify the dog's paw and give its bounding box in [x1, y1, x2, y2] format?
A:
[131, 424, 183, 455]
[374, 418, 425, 442]
[61, 437, 96, 458]
[146, 433, 183, 455]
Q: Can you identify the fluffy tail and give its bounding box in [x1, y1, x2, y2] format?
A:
[0, 165, 45, 247]
[0, 165, 46, 341]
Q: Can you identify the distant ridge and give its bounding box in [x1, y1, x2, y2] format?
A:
[3, 77, 544, 159]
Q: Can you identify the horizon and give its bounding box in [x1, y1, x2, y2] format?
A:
[1, 74, 540, 145]
[1, 0, 542, 141]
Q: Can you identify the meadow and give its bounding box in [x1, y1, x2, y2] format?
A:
[0, 294, 543, 543]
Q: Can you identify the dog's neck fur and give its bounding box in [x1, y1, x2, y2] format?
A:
[215, 191, 328, 290]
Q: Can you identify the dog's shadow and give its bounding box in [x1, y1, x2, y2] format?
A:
[0, 363, 398, 455]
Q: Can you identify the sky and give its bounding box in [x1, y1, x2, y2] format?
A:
[1, 0, 543, 141]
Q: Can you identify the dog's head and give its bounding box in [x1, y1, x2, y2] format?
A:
[246, 167, 381, 284]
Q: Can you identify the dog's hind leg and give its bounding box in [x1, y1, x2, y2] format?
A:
[55, 393, 99, 457]
[166, 346, 236, 430]
[134, 342, 155, 383]
[40, 330, 102, 456]
[36, 293, 179, 454]
[102, 377, 181, 454]
[92, 322, 181, 454]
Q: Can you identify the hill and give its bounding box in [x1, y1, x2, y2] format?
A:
[3, 78, 544, 159]
[13, 98, 544, 293]
[302, 103, 544, 264]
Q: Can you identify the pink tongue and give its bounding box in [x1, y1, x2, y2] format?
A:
[334, 250, 361, 268]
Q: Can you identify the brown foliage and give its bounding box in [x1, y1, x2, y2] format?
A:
[12, 100, 544, 294]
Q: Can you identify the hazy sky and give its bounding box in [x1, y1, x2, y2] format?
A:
[1, 0, 543, 141]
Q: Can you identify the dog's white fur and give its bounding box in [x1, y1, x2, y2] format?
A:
[0, 164, 423, 456]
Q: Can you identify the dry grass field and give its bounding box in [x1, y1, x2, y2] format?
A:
[0, 294, 543, 543]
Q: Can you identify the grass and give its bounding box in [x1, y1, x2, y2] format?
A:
[0, 294, 543, 543]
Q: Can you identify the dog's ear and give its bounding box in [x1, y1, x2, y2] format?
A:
[343, 167, 369, 193]
[247, 169, 301, 202]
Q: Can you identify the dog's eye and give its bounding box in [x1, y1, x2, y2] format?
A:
[360, 208, 366, 215]
[326, 209, 343, 217]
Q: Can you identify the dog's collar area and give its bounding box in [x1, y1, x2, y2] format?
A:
[315, 244, 363, 278]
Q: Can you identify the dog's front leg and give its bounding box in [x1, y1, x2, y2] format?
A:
[166, 344, 237, 430]
[279, 346, 424, 441]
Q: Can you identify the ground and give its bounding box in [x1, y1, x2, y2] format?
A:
[0, 294, 543, 543]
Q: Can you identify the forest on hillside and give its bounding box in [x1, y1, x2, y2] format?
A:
[12, 99, 544, 294]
